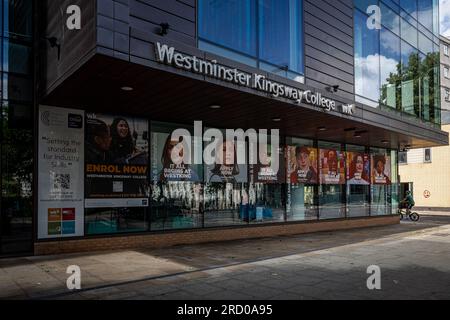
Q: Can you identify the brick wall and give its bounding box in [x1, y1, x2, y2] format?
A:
[34, 216, 399, 255]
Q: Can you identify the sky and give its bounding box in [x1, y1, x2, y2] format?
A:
[441, 0, 450, 38]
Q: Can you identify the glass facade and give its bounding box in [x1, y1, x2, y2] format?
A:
[354, 0, 441, 126]
[0, 0, 34, 255]
[3, 0, 441, 252]
[81, 120, 399, 236]
[198, 0, 304, 82]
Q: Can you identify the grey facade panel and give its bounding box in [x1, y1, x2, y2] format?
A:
[304, 0, 355, 101]
[42, 0, 96, 95]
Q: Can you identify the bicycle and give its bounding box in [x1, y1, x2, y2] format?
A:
[398, 208, 420, 222]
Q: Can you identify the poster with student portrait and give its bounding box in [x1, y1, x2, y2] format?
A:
[319, 149, 345, 185]
[287, 146, 318, 184]
[38, 106, 85, 239]
[151, 131, 202, 183]
[346, 152, 370, 185]
[371, 154, 392, 185]
[205, 139, 248, 184]
[250, 144, 284, 184]
[84, 113, 150, 208]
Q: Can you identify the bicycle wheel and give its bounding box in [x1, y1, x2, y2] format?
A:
[409, 212, 420, 222]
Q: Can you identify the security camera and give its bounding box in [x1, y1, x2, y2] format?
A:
[326, 85, 340, 93]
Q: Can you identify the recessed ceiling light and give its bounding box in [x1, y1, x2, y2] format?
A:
[272, 117, 282, 122]
[318, 127, 327, 131]
[121, 86, 134, 91]
[354, 130, 365, 138]
[209, 105, 221, 109]
[382, 140, 389, 144]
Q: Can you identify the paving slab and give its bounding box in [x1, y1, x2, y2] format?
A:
[1, 213, 450, 300]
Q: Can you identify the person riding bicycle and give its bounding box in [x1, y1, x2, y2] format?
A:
[402, 191, 415, 214]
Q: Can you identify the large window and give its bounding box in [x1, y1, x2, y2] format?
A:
[346, 145, 370, 217]
[354, 0, 441, 126]
[370, 148, 392, 216]
[0, 0, 34, 255]
[318, 141, 346, 220]
[286, 138, 318, 221]
[198, 0, 304, 81]
[150, 122, 204, 231]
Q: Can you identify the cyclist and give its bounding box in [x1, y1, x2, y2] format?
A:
[402, 191, 415, 214]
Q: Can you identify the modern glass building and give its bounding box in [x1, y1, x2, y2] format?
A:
[0, 0, 447, 256]
[0, 0, 34, 255]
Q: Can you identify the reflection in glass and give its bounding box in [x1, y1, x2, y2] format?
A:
[249, 183, 285, 223]
[347, 185, 370, 217]
[380, 28, 401, 109]
[354, 9, 380, 102]
[418, 0, 433, 31]
[401, 41, 418, 116]
[204, 183, 249, 227]
[259, 0, 303, 73]
[85, 207, 148, 235]
[401, 18, 418, 47]
[198, 0, 304, 78]
[400, 0, 417, 19]
[319, 185, 345, 220]
[391, 150, 399, 215]
[287, 184, 317, 221]
[151, 182, 203, 231]
[371, 185, 391, 216]
[198, 0, 257, 56]
[381, 2, 400, 35]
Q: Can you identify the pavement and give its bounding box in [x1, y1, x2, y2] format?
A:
[1, 212, 450, 300]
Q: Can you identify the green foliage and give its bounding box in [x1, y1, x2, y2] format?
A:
[379, 52, 440, 125]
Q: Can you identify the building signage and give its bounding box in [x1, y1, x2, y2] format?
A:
[38, 106, 85, 239]
[155, 42, 354, 115]
[84, 113, 150, 208]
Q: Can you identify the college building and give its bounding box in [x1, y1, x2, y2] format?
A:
[399, 35, 450, 209]
[0, 0, 447, 256]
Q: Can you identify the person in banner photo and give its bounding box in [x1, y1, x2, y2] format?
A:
[85, 114, 149, 200]
[347, 152, 370, 185]
[372, 155, 391, 185]
[110, 117, 148, 165]
[209, 140, 244, 184]
[85, 119, 113, 163]
[289, 146, 318, 184]
[158, 135, 200, 182]
[320, 149, 345, 184]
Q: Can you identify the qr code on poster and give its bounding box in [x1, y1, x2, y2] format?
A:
[51, 173, 71, 191]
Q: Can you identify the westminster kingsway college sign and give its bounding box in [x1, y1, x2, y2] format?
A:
[155, 42, 355, 116]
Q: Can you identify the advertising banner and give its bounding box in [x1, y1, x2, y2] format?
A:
[371, 154, 392, 185]
[287, 146, 318, 184]
[346, 152, 370, 185]
[205, 139, 248, 184]
[151, 131, 202, 183]
[84, 113, 149, 208]
[250, 144, 284, 184]
[319, 149, 346, 185]
[38, 106, 85, 239]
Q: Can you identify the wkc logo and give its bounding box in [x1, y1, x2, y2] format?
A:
[68, 114, 83, 129]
